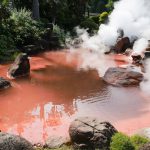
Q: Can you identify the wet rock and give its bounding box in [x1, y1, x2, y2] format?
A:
[69, 117, 117, 150]
[0, 77, 11, 90]
[8, 53, 30, 78]
[140, 143, 150, 150]
[132, 54, 143, 65]
[45, 135, 70, 149]
[144, 51, 150, 59]
[103, 67, 143, 86]
[0, 132, 34, 150]
[114, 37, 131, 53]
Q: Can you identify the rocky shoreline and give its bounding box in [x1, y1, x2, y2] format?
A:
[0, 117, 150, 150]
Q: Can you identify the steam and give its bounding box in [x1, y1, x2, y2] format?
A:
[140, 59, 150, 95]
[133, 38, 148, 56]
[67, 0, 150, 78]
[103, 0, 150, 44]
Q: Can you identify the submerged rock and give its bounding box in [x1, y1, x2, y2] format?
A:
[45, 135, 70, 149]
[0, 77, 11, 90]
[103, 67, 143, 86]
[8, 53, 30, 78]
[69, 117, 117, 150]
[0, 132, 34, 150]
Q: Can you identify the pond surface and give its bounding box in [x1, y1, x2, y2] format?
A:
[0, 50, 150, 144]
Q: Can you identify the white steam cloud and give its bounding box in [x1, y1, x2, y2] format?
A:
[140, 59, 150, 95]
[68, 0, 150, 79]
[102, 0, 150, 46]
[133, 38, 148, 56]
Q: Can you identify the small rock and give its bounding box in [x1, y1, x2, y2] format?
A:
[45, 135, 70, 149]
[0, 132, 34, 150]
[103, 67, 143, 86]
[8, 53, 30, 79]
[132, 54, 143, 65]
[0, 77, 11, 90]
[69, 117, 117, 150]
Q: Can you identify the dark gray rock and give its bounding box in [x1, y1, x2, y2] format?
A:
[8, 53, 30, 78]
[103, 67, 143, 86]
[0, 77, 11, 90]
[69, 117, 117, 150]
[45, 135, 70, 149]
[0, 132, 34, 150]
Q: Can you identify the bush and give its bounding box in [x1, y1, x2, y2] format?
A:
[130, 135, 149, 150]
[90, 15, 100, 24]
[80, 18, 99, 33]
[52, 24, 66, 46]
[99, 12, 109, 24]
[110, 133, 135, 150]
[8, 8, 45, 47]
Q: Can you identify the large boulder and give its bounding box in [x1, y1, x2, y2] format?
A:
[114, 37, 131, 53]
[0, 77, 11, 90]
[8, 53, 30, 78]
[69, 117, 117, 150]
[0, 132, 34, 150]
[103, 67, 143, 86]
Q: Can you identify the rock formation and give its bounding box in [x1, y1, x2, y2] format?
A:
[69, 117, 117, 150]
[8, 53, 30, 78]
[0, 77, 11, 90]
[103, 67, 143, 86]
[0, 132, 34, 150]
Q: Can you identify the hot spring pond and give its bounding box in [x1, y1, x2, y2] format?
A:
[0, 50, 150, 144]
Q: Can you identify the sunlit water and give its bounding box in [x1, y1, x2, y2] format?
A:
[0, 50, 150, 144]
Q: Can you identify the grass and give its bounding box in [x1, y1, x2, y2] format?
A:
[35, 145, 72, 150]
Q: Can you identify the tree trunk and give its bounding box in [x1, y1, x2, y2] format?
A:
[9, 0, 14, 9]
[32, 0, 40, 20]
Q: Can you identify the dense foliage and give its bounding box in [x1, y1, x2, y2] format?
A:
[0, 0, 118, 61]
[110, 133, 135, 150]
[110, 133, 150, 150]
[130, 135, 149, 150]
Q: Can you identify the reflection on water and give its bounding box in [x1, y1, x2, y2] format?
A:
[0, 51, 150, 144]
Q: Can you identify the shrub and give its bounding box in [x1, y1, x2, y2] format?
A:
[99, 12, 109, 24]
[80, 18, 99, 33]
[90, 15, 100, 24]
[52, 24, 66, 46]
[110, 133, 135, 150]
[0, 3, 10, 21]
[130, 135, 149, 150]
[8, 8, 45, 47]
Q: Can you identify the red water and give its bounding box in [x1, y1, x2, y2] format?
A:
[0, 50, 150, 144]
